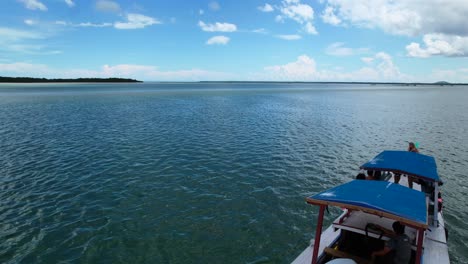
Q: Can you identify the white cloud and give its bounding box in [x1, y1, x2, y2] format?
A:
[198, 21, 237, 32]
[18, 0, 47, 11]
[54, 15, 159, 30]
[275, 15, 284, 23]
[274, 0, 318, 35]
[430, 68, 468, 83]
[275, 34, 302, 40]
[24, 19, 37, 26]
[321, 0, 468, 58]
[209, 1, 220, 11]
[361, 57, 374, 64]
[96, 0, 121, 13]
[321, 6, 341, 26]
[3, 44, 61, 55]
[325, 42, 353, 56]
[406, 34, 468, 58]
[0, 27, 43, 41]
[114, 14, 160, 29]
[259, 52, 406, 81]
[258, 3, 274, 12]
[321, 0, 468, 37]
[102, 64, 234, 81]
[264, 55, 317, 80]
[320, 1, 421, 36]
[78, 22, 113, 28]
[101, 64, 156, 77]
[64, 0, 75, 7]
[252, 28, 268, 34]
[374, 52, 401, 79]
[206, 36, 230, 45]
[431, 69, 457, 80]
[0, 62, 49, 74]
[54, 20, 113, 28]
[0, 28, 61, 54]
[325, 42, 368, 56]
[304, 22, 317, 34]
[0, 62, 236, 81]
[55, 21, 68, 26]
[280, 2, 313, 22]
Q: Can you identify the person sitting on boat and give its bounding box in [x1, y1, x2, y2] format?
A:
[371, 221, 411, 264]
[393, 172, 401, 184]
[366, 170, 381, 180]
[407, 142, 419, 189]
[356, 172, 366, 180]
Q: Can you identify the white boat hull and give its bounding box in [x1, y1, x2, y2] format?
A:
[292, 176, 450, 264]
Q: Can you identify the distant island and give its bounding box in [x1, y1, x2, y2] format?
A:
[0, 76, 142, 83]
[433, 81, 451, 85]
[1, 76, 465, 85]
[199, 81, 465, 86]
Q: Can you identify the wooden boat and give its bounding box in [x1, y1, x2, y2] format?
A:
[292, 151, 449, 264]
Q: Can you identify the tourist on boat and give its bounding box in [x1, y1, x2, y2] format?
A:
[408, 142, 419, 153]
[371, 221, 411, 264]
[408, 142, 419, 188]
[393, 172, 401, 184]
[356, 172, 366, 180]
[366, 170, 381, 180]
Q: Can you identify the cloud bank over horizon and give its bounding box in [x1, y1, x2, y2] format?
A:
[1, 0, 467, 82]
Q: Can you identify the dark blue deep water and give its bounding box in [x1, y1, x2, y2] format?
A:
[1, 83, 467, 263]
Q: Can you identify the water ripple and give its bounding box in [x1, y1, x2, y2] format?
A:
[1, 83, 468, 263]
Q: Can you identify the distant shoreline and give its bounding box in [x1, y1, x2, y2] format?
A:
[0, 77, 142, 83]
[198, 81, 466, 86]
[1, 77, 466, 85]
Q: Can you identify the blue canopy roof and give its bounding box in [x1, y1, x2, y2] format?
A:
[307, 180, 428, 228]
[360, 150, 440, 182]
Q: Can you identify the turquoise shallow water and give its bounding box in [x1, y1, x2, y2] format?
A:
[0, 83, 467, 263]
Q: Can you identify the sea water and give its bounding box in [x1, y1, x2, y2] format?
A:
[1, 83, 467, 263]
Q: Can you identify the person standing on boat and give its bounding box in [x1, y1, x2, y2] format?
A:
[394, 142, 420, 185]
[407, 142, 419, 188]
[371, 221, 411, 264]
[408, 142, 419, 153]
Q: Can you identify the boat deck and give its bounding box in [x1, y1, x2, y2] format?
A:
[292, 175, 450, 264]
[292, 223, 340, 264]
[332, 211, 418, 247]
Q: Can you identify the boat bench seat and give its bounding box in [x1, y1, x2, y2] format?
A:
[324, 247, 370, 264]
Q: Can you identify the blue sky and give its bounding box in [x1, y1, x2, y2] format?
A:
[1, 0, 467, 82]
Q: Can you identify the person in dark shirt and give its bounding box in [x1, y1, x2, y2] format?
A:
[371, 221, 411, 264]
[366, 170, 381, 180]
[356, 172, 366, 180]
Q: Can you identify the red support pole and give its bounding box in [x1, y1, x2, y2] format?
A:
[415, 228, 425, 264]
[312, 205, 325, 264]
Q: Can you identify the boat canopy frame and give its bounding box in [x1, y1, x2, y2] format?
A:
[306, 180, 428, 264]
[360, 150, 441, 226]
[360, 150, 441, 183]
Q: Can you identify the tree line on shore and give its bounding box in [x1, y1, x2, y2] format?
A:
[0, 76, 141, 83]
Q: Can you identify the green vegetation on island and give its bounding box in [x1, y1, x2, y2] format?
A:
[0, 76, 142, 83]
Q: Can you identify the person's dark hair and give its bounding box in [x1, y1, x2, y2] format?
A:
[356, 173, 366, 180]
[392, 221, 405, 234]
